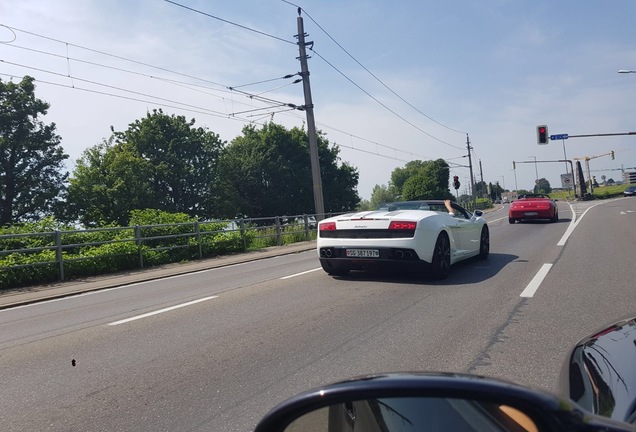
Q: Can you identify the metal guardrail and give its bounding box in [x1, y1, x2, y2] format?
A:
[0, 214, 321, 285]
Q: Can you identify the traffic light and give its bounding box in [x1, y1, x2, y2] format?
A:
[537, 125, 548, 145]
[611, 150, 615, 160]
[453, 175, 460, 190]
[512, 161, 516, 169]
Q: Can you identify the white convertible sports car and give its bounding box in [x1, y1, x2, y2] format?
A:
[317, 200, 489, 279]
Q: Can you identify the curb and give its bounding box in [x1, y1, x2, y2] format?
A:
[0, 241, 317, 310]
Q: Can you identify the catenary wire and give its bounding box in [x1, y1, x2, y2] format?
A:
[283, 1, 467, 135]
[311, 48, 465, 151]
[153, 5, 467, 151]
[163, 0, 295, 45]
[0, 23, 468, 169]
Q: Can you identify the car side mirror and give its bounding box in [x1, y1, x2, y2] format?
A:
[254, 373, 633, 432]
[474, 210, 483, 217]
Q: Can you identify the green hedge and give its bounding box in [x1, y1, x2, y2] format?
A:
[0, 211, 316, 291]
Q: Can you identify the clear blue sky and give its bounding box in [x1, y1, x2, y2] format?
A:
[2, 0, 635, 199]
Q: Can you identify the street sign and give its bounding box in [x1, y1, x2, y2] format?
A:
[550, 134, 569, 140]
[561, 173, 574, 189]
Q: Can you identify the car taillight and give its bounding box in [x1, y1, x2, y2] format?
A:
[319, 222, 336, 231]
[389, 221, 417, 230]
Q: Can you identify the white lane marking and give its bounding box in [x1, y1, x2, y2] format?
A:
[280, 268, 322, 279]
[487, 215, 509, 223]
[520, 264, 552, 298]
[556, 202, 577, 246]
[557, 202, 603, 246]
[108, 296, 218, 326]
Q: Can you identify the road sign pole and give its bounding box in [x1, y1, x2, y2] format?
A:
[562, 139, 569, 174]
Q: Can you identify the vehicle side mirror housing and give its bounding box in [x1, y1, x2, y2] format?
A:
[254, 373, 634, 432]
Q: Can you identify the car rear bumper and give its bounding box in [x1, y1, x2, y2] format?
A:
[319, 246, 430, 273]
[509, 210, 554, 219]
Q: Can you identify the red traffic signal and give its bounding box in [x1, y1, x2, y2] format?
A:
[452, 176, 460, 190]
[537, 125, 549, 144]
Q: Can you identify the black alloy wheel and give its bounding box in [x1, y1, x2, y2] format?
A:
[478, 225, 489, 259]
[550, 211, 558, 223]
[431, 233, 451, 279]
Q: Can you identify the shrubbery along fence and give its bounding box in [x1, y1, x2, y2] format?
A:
[0, 214, 319, 290]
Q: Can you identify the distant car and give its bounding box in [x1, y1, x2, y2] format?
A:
[316, 200, 489, 279]
[509, 194, 558, 223]
[494, 199, 502, 204]
[624, 186, 636, 197]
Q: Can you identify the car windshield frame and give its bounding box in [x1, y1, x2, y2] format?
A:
[378, 200, 472, 219]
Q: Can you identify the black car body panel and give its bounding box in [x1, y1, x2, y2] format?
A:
[562, 317, 636, 424]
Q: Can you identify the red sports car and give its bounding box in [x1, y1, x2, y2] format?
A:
[508, 194, 558, 223]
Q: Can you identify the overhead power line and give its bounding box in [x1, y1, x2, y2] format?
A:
[163, 0, 295, 45]
[311, 49, 465, 151]
[157, 3, 468, 155]
[1, 16, 467, 168]
[287, 2, 467, 135]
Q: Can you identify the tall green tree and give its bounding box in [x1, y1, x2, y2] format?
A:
[392, 159, 453, 201]
[66, 110, 225, 226]
[369, 184, 399, 208]
[217, 123, 359, 218]
[534, 178, 552, 194]
[0, 76, 68, 226]
[66, 138, 156, 226]
[390, 160, 427, 196]
[113, 109, 225, 217]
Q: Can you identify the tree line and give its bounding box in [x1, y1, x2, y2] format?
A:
[0, 76, 360, 228]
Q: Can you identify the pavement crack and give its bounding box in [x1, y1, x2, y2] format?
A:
[465, 298, 529, 374]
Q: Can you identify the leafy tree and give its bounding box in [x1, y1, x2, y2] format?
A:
[369, 184, 398, 209]
[66, 138, 156, 226]
[112, 109, 225, 218]
[217, 123, 359, 218]
[0, 76, 68, 226]
[390, 160, 427, 196]
[393, 159, 453, 200]
[474, 180, 488, 197]
[489, 181, 505, 200]
[67, 110, 225, 226]
[534, 178, 552, 194]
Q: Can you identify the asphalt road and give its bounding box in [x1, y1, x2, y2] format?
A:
[1, 198, 635, 431]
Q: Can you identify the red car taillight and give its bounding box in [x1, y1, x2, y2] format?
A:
[319, 222, 336, 231]
[388, 221, 417, 230]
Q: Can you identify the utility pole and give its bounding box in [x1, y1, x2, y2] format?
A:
[466, 134, 475, 203]
[296, 10, 325, 218]
[479, 159, 484, 197]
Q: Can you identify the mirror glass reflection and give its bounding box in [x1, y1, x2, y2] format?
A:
[285, 397, 539, 432]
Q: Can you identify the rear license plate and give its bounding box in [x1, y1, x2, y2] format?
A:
[346, 249, 379, 258]
[524, 212, 538, 216]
